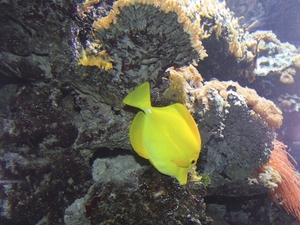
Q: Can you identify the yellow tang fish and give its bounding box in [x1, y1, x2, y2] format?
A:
[123, 82, 201, 185]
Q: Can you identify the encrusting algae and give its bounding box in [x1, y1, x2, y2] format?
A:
[78, 49, 114, 70]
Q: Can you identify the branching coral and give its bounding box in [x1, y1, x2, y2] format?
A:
[258, 140, 300, 225]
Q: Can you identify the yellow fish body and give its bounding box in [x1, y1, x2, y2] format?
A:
[123, 82, 201, 185]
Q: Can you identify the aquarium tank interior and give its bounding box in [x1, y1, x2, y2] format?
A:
[0, 0, 300, 224]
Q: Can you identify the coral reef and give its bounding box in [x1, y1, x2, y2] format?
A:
[165, 65, 283, 128]
[163, 65, 276, 194]
[163, 65, 298, 224]
[0, 0, 299, 224]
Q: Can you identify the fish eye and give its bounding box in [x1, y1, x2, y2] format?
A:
[191, 159, 196, 165]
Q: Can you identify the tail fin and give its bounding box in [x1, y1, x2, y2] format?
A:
[123, 82, 151, 110]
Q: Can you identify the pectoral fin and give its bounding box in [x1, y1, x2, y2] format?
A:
[171, 158, 189, 168]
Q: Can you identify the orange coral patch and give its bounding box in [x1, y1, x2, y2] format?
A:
[292, 55, 300, 68]
[280, 73, 295, 84]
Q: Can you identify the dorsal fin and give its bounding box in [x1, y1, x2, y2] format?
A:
[123, 82, 151, 111]
[171, 103, 201, 146]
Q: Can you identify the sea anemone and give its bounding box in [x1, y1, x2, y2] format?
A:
[259, 140, 300, 224]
